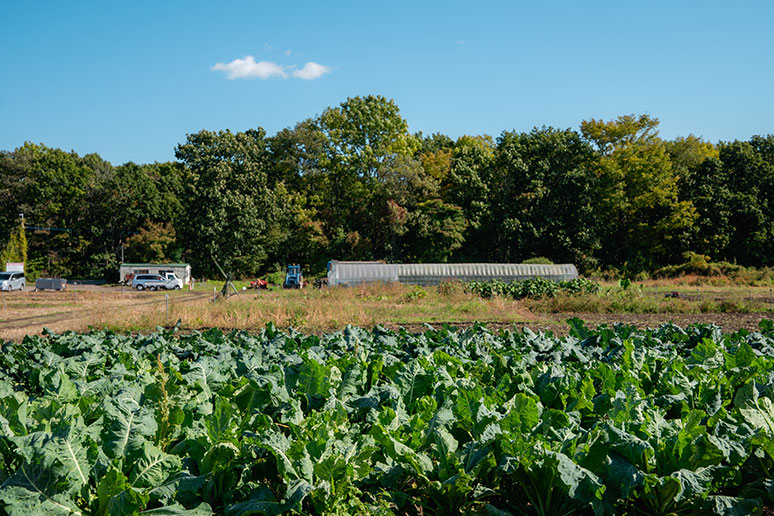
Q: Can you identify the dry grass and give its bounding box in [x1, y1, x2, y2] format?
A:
[2, 280, 773, 341]
[0, 283, 533, 340]
[0, 289, 210, 340]
[127, 282, 534, 334]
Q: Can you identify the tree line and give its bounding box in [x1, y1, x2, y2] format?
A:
[1, 95, 772, 280]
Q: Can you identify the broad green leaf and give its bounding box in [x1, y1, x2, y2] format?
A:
[147, 471, 207, 506]
[0, 463, 83, 515]
[102, 393, 158, 460]
[48, 425, 92, 491]
[140, 502, 213, 515]
[96, 467, 148, 516]
[393, 361, 432, 410]
[129, 442, 182, 489]
[710, 495, 762, 516]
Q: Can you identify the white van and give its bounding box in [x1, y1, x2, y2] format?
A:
[131, 273, 183, 291]
[0, 272, 25, 291]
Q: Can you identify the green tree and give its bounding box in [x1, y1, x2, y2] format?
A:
[152, 161, 188, 225]
[0, 217, 27, 270]
[580, 115, 696, 270]
[417, 132, 455, 182]
[268, 119, 327, 189]
[267, 121, 334, 270]
[123, 222, 180, 264]
[353, 155, 439, 261]
[403, 199, 466, 262]
[0, 143, 102, 278]
[685, 136, 774, 265]
[85, 162, 165, 279]
[176, 128, 280, 277]
[317, 95, 420, 179]
[443, 135, 495, 261]
[664, 135, 718, 178]
[308, 96, 424, 261]
[492, 127, 601, 269]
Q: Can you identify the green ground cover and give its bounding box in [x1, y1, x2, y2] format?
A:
[2, 321, 774, 515]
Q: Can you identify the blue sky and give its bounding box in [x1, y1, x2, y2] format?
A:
[1, 1, 773, 165]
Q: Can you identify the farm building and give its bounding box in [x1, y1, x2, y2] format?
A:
[327, 261, 578, 287]
[119, 263, 192, 285]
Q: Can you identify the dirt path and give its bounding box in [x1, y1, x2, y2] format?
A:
[381, 312, 771, 336]
[543, 312, 770, 333]
[0, 290, 212, 340]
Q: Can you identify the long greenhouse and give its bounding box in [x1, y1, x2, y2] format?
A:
[326, 261, 578, 286]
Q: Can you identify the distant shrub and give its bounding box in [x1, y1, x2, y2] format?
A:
[264, 270, 286, 286]
[467, 277, 600, 300]
[403, 285, 427, 301]
[522, 257, 554, 264]
[654, 251, 745, 279]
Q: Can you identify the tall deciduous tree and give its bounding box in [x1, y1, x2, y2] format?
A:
[664, 135, 718, 178]
[492, 127, 600, 269]
[581, 115, 696, 271]
[444, 135, 495, 261]
[0, 217, 27, 269]
[685, 136, 774, 266]
[176, 129, 280, 277]
[85, 162, 163, 278]
[310, 95, 423, 260]
[123, 222, 179, 264]
[403, 199, 466, 262]
[0, 143, 101, 277]
[317, 95, 420, 179]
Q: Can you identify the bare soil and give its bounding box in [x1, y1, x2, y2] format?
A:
[383, 312, 770, 336]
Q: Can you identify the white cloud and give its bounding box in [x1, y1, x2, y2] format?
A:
[211, 56, 288, 80]
[292, 62, 331, 80]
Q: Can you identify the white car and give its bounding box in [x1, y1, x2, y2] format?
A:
[0, 272, 25, 291]
[131, 273, 183, 291]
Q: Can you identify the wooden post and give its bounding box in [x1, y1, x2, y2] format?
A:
[165, 293, 169, 322]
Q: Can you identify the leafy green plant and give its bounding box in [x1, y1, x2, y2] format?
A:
[404, 285, 427, 301]
[1, 320, 774, 514]
[467, 277, 600, 300]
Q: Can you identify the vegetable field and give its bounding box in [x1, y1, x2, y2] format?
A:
[2, 321, 774, 515]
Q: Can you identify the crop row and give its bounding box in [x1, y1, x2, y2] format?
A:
[467, 277, 601, 299]
[1, 320, 774, 515]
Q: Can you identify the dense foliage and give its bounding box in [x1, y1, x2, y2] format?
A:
[1, 96, 773, 278]
[3, 321, 774, 515]
[0, 219, 26, 270]
[467, 278, 600, 299]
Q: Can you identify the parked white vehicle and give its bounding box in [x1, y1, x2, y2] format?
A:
[131, 273, 183, 291]
[162, 272, 184, 289]
[0, 272, 25, 291]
